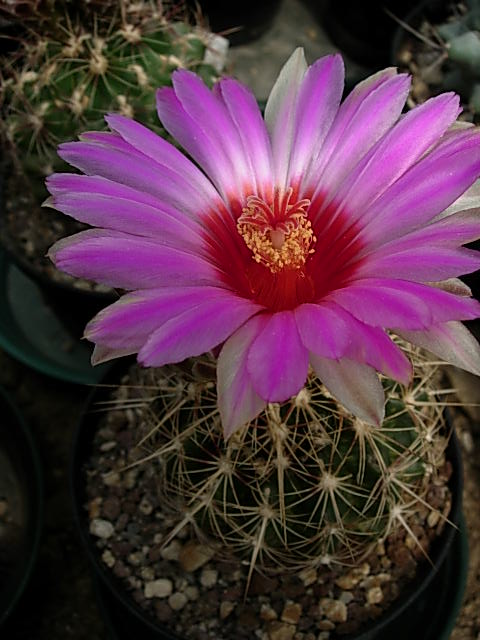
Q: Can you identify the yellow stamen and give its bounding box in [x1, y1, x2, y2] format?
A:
[237, 188, 316, 273]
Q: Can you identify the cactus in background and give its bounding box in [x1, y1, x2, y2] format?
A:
[126, 343, 449, 583]
[397, 0, 480, 115]
[0, 0, 224, 192]
[435, 0, 480, 112]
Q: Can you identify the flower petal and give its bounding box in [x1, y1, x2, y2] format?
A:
[359, 132, 480, 244]
[356, 248, 480, 282]
[156, 87, 240, 204]
[322, 93, 461, 220]
[264, 48, 308, 187]
[91, 344, 136, 365]
[247, 311, 309, 402]
[217, 315, 268, 439]
[308, 70, 410, 195]
[310, 355, 385, 425]
[330, 279, 480, 329]
[287, 54, 344, 187]
[214, 78, 274, 200]
[58, 138, 220, 219]
[45, 174, 207, 253]
[295, 303, 350, 359]
[104, 113, 224, 207]
[49, 229, 220, 289]
[138, 295, 261, 367]
[85, 286, 248, 350]
[398, 321, 480, 376]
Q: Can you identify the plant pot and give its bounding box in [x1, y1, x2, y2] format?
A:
[187, 0, 283, 46]
[70, 367, 467, 640]
[0, 162, 118, 342]
[0, 384, 43, 627]
[312, 0, 420, 68]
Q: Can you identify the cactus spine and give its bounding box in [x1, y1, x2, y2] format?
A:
[122, 343, 450, 583]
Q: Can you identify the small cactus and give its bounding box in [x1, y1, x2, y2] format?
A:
[121, 342, 450, 585]
[0, 0, 224, 192]
[398, 0, 480, 116]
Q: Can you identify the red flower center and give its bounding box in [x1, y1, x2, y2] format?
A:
[207, 188, 364, 313]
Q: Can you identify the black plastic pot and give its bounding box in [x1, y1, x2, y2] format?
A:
[70, 376, 467, 640]
[187, 0, 283, 46]
[313, 0, 420, 69]
[0, 384, 43, 627]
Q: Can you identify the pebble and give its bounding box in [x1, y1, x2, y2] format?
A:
[185, 585, 200, 601]
[299, 567, 317, 587]
[219, 601, 235, 619]
[319, 598, 347, 623]
[281, 602, 302, 625]
[179, 541, 216, 572]
[366, 586, 384, 605]
[334, 563, 370, 590]
[90, 518, 114, 539]
[168, 591, 188, 610]
[144, 579, 173, 599]
[267, 621, 296, 640]
[161, 540, 182, 561]
[139, 496, 153, 515]
[103, 471, 121, 487]
[101, 549, 116, 568]
[260, 604, 278, 622]
[102, 496, 121, 520]
[200, 568, 218, 588]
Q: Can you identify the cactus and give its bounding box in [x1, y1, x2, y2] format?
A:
[114, 342, 450, 586]
[0, 0, 224, 192]
[397, 0, 480, 116]
[0, 1, 226, 286]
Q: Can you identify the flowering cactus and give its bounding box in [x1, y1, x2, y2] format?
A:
[46, 49, 480, 438]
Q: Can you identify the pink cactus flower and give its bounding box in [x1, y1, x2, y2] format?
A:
[47, 49, 480, 436]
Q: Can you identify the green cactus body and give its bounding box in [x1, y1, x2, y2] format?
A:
[0, 2, 221, 186]
[128, 345, 449, 579]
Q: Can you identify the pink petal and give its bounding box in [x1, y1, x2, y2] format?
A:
[398, 321, 480, 376]
[215, 78, 274, 200]
[324, 93, 461, 221]
[138, 295, 261, 367]
[356, 247, 480, 282]
[295, 303, 350, 359]
[309, 71, 410, 196]
[287, 55, 344, 187]
[172, 70, 256, 199]
[85, 286, 247, 350]
[156, 87, 241, 204]
[264, 48, 308, 187]
[247, 311, 309, 402]
[217, 315, 268, 438]
[295, 302, 411, 383]
[46, 177, 206, 253]
[58, 139, 220, 219]
[310, 355, 385, 425]
[49, 229, 219, 290]
[330, 278, 480, 329]
[104, 113, 224, 208]
[360, 132, 480, 244]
